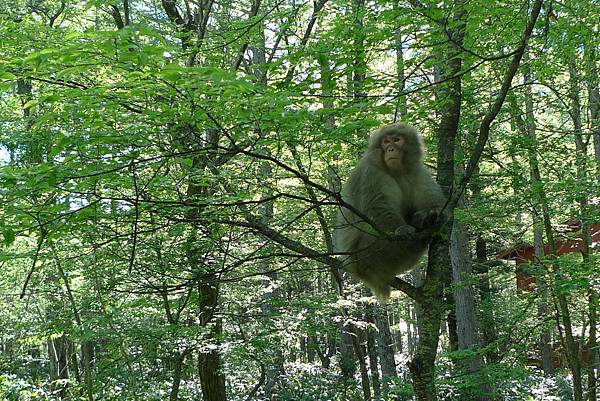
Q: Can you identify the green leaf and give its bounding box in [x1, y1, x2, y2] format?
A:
[23, 99, 39, 110]
[0, 70, 17, 80]
[3, 227, 15, 246]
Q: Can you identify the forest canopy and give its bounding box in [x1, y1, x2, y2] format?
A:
[0, 1, 598, 401]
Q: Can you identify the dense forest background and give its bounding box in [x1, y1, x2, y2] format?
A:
[0, 0, 598, 400]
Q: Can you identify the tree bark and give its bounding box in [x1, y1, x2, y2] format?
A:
[584, 40, 599, 401]
[584, 43, 600, 184]
[407, 0, 464, 398]
[169, 351, 189, 401]
[393, 0, 408, 120]
[350, 322, 372, 401]
[366, 308, 382, 398]
[450, 219, 491, 400]
[197, 277, 227, 401]
[338, 321, 358, 383]
[472, 177, 500, 365]
[48, 335, 70, 400]
[566, 60, 586, 401]
[375, 306, 398, 394]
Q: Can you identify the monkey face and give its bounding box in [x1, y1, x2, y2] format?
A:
[382, 134, 405, 170]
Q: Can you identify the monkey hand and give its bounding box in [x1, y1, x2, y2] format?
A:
[394, 224, 416, 239]
[411, 208, 443, 230]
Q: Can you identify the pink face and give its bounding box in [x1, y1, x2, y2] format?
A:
[382, 135, 405, 169]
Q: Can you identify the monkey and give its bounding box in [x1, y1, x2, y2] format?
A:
[334, 122, 446, 302]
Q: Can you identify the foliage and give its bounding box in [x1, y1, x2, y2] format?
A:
[0, 0, 598, 400]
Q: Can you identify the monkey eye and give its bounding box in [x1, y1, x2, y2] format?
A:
[383, 136, 401, 145]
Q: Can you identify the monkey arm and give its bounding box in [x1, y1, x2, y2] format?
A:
[402, 168, 447, 230]
[361, 175, 409, 232]
[410, 168, 446, 211]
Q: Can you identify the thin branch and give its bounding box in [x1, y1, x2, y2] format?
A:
[453, 0, 544, 209]
[20, 228, 47, 299]
[234, 0, 263, 71]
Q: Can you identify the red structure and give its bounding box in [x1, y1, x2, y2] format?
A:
[497, 220, 599, 368]
[496, 220, 600, 292]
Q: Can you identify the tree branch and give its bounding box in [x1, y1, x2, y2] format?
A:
[453, 0, 544, 208]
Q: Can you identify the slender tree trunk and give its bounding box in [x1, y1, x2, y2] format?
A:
[366, 308, 382, 398]
[48, 336, 70, 400]
[475, 236, 500, 363]
[519, 55, 582, 401]
[50, 249, 95, 401]
[317, 22, 360, 389]
[307, 336, 317, 363]
[350, 323, 372, 401]
[352, 0, 366, 99]
[169, 351, 189, 401]
[472, 172, 500, 365]
[253, 20, 286, 396]
[509, 68, 555, 376]
[375, 306, 398, 394]
[587, 289, 598, 401]
[526, 60, 554, 376]
[407, 2, 464, 399]
[406, 304, 415, 355]
[584, 40, 599, 401]
[529, 121, 556, 380]
[584, 43, 600, 183]
[338, 321, 358, 383]
[393, 0, 408, 120]
[197, 277, 227, 401]
[446, 301, 459, 353]
[159, 2, 227, 399]
[450, 219, 491, 400]
[395, 310, 404, 354]
[188, 132, 227, 401]
[533, 215, 554, 375]
[409, 279, 446, 401]
[566, 60, 587, 401]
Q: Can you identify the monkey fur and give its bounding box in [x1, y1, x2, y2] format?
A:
[334, 123, 446, 302]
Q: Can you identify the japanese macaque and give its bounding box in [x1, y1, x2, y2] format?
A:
[334, 123, 446, 302]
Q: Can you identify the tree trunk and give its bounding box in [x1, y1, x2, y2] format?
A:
[187, 142, 228, 401]
[567, 60, 587, 401]
[584, 43, 600, 183]
[519, 54, 582, 401]
[366, 307, 381, 398]
[258, 144, 285, 396]
[48, 335, 70, 400]
[587, 289, 598, 401]
[584, 40, 599, 401]
[375, 306, 398, 394]
[446, 303, 459, 353]
[407, 1, 464, 398]
[351, 0, 366, 99]
[197, 278, 227, 401]
[307, 336, 317, 363]
[160, 1, 227, 398]
[509, 65, 555, 376]
[405, 304, 415, 355]
[450, 219, 492, 400]
[409, 271, 446, 401]
[338, 320, 358, 383]
[350, 323, 372, 401]
[474, 227, 500, 364]
[393, 0, 408, 119]
[169, 351, 188, 401]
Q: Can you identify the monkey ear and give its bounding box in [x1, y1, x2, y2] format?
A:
[368, 128, 384, 150]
